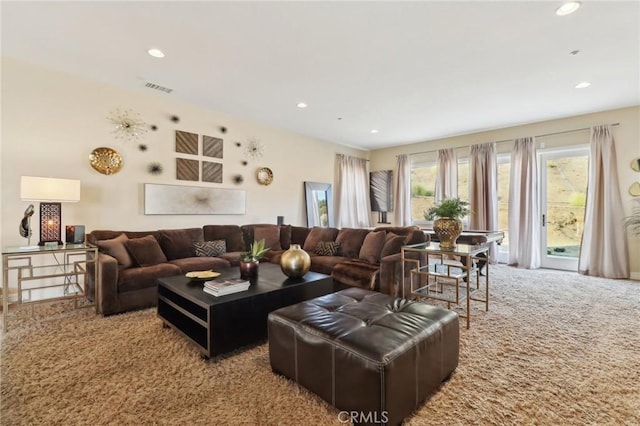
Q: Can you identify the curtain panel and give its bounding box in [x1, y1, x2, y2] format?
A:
[578, 125, 629, 278]
[469, 142, 498, 262]
[435, 148, 458, 202]
[508, 137, 540, 269]
[335, 154, 372, 228]
[394, 154, 412, 226]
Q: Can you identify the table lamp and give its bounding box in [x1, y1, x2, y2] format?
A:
[20, 176, 81, 246]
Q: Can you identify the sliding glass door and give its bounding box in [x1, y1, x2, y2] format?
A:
[538, 147, 589, 270]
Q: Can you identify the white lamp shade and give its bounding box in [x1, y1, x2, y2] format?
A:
[21, 176, 81, 202]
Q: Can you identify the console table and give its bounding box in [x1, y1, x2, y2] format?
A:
[1, 244, 97, 331]
[401, 242, 490, 329]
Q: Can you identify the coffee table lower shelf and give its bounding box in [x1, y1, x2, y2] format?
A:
[157, 265, 343, 359]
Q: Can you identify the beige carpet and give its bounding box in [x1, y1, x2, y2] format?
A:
[1, 265, 639, 425]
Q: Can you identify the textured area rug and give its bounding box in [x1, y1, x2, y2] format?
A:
[1, 265, 639, 425]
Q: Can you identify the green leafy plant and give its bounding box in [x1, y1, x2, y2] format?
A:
[424, 198, 471, 221]
[241, 239, 270, 262]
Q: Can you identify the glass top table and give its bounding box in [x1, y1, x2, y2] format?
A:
[401, 242, 490, 329]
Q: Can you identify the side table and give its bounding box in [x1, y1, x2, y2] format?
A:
[1, 244, 98, 331]
[401, 242, 490, 329]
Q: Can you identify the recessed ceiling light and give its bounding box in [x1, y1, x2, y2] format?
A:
[556, 1, 581, 16]
[147, 48, 165, 58]
[296, 102, 308, 108]
[370, 129, 379, 134]
[575, 81, 591, 89]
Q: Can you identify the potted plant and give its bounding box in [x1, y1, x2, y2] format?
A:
[424, 198, 471, 249]
[239, 239, 271, 279]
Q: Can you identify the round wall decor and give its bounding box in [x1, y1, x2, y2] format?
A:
[257, 167, 273, 185]
[89, 147, 123, 175]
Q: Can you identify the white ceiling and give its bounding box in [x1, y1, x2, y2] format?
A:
[2, 1, 639, 151]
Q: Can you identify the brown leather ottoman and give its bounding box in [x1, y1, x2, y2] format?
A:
[268, 287, 459, 426]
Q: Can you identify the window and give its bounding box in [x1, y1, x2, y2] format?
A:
[496, 154, 511, 252]
[410, 161, 436, 223]
[457, 159, 469, 202]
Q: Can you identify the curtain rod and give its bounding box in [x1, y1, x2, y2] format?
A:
[403, 122, 620, 157]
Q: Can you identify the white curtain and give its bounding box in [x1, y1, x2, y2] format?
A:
[435, 148, 458, 202]
[469, 142, 498, 262]
[508, 137, 540, 269]
[578, 125, 629, 278]
[394, 154, 412, 226]
[335, 154, 373, 228]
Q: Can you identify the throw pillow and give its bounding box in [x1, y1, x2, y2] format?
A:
[302, 227, 339, 252]
[96, 233, 133, 269]
[253, 226, 282, 251]
[315, 241, 340, 256]
[380, 235, 407, 258]
[358, 231, 387, 264]
[194, 240, 226, 257]
[124, 235, 168, 267]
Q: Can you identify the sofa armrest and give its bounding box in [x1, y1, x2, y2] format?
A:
[379, 251, 424, 297]
[87, 252, 119, 315]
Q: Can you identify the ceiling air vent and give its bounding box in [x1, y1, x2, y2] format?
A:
[144, 82, 173, 94]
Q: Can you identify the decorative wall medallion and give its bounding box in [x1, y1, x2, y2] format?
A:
[203, 135, 223, 158]
[107, 108, 147, 141]
[257, 167, 273, 185]
[176, 158, 199, 181]
[233, 175, 244, 185]
[202, 161, 223, 183]
[89, 147, 123, 175]
[245, 138, 264, 160]
[175, 130, 198, 155]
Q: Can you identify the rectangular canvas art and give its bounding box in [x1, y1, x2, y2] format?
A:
[144, 183, 246, 215]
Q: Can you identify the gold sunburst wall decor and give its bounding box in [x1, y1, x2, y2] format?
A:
[107, 108, 147, 142]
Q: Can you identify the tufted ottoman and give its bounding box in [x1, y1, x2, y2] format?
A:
[268, 287, 459, 426]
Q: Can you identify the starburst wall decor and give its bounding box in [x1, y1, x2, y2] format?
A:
[245, 138, 264, 161]
[107, 108, 147, 142]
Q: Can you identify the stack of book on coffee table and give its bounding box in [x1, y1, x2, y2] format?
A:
[203, 278, 251, 296]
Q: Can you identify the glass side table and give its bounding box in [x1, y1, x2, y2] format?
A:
[401, 242, 490, 329]
[1, 243, 98, 331]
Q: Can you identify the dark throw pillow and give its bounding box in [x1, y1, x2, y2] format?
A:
[315, 241, 340, 256]
[96, 233, 133, 269]
[254, 226, 282, 251]
[358, 231, 387, 264]
[380, 235, 407, 258]
[194, 240, 226, 257]
[124, 235, 168, 267]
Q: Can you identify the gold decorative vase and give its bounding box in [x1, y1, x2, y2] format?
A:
[280, 244, 311, 278]
[239, 260, 259, 279]
[433, 217, 463, 250]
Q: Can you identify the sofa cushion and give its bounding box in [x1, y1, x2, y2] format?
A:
[157, 228, 204, 260]
[381, 234, 407, 258]
[96, 233, 133, 270]
[194, 240, 226, 257]
[302, 227, 339, 252]
[169, 257, 231, 273]
[203, 225, 245, 252]
[308, 255, 345, 275]
[358, 231, 386, 264]
[254, 226, 282, 251]
[124, 235, 168, 267]
[315, 241, 340, 256]
[335, 228, 370, 259]
[118, 263, 181, 293]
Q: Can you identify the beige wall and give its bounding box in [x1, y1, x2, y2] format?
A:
[0, 58, 367, 251]
[370, 106, 640, 277]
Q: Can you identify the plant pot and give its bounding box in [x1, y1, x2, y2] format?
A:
[433, 217, 463, 250]
[239, 259, 259, 279]
[280, 244, 311, 278]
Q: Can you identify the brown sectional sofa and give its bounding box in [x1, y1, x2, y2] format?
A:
[87, 224, 427, 316]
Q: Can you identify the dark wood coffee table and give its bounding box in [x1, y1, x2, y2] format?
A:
[157, 263, 345, 358]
